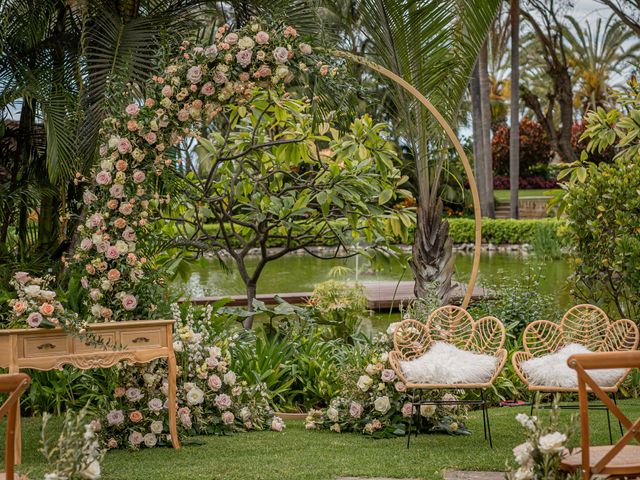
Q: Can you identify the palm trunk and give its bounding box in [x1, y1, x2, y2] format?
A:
[470, 63, 488, 216]
[509, 0, 520, 219]
[410, 197, 454, 304]
[478, 42, 495, 218]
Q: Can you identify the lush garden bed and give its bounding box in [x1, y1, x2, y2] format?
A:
[6, 403, 638, 480]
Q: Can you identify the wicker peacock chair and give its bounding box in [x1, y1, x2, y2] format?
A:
[512, 304, 639, 441]
[389, 305, 507, 447]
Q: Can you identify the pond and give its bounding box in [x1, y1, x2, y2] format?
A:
[174, 250, 573, 331]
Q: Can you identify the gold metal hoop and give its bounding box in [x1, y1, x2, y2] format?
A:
[329, 50, 482, 308]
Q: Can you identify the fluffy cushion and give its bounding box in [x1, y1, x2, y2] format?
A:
[521, 343, 626, 388]
[399, 341, 499, 385]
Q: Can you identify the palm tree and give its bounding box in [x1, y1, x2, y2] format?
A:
[564, 14, 640, 113]
[350, 0, 500, 301]
[597, 0, 640, 36]
[0, 0, 205, 273]
[509, 0, 519, 219]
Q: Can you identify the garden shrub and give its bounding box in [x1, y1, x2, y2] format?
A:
[562, 84, 640, 319]
[492, 118, 553, 177]
[448, 218, 562, 245]
[309, 280, 369, 340]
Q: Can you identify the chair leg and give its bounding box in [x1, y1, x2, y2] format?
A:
[529, 391, 536, 416]
[407, 390, 415, 449]
[613, 392, 624, 437]
[481, 390, 487, 441]
[606, 403, 613, 444]
[482, 389, 493, 448]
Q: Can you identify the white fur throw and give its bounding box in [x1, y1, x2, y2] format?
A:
[521, 343, 626, 388]
[399, 341, 499, 385]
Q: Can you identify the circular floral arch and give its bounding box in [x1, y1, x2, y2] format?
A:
[73, 20, 481, 322]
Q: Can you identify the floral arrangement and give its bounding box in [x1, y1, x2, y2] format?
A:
[305, 331, 467, 438]
[41, 408, 104, 480]
[6, 272, 66, 329]
[98, 304, 284, 449]
[71, 18, 331, 322]
[506, 406, 576, 480]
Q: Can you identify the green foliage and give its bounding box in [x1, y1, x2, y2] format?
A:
[559, 83, 640, 318]
[530, 221, 563, 260]
[448, 218, 562, 245]
[309, 280, 369, 340]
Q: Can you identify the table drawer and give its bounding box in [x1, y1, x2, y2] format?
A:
[22, 334, 70, 358]
[73, 333, 117, 353]
[120, 328, 166, 349]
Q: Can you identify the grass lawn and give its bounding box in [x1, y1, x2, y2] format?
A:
[4, 402, 637, 480]
[493, 189, 561, 202]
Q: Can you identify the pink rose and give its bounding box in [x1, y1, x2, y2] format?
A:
[236, 49, 252, 68]
[106, 246, 119, 259]
[201, 82, 215, 96]
[132, 170, 146, 183]
[271, 417, 285, 432]
[214, 393, 231, 410]
[101, 307, 113, 319]
[80, 238, 93, 251]
[122, 294, 138, 311]
[96, 171, 112, 185]
[221, 411, 235, 425]
[207, 374, 222, 391]
[85, 264, 96, 275]
[113, 218, 126, 229]
[349, 401, 363, 419]
[106, 409, 124, 426]
[161, 85, 173, 97]
[107, 269, 121, 281]
[381, 369, 396, 383]
[254, 31, 269, 44]
[224, 33, 238, 44]
[205, 45, 218, 57]
[177, 109, 190, 121]
[27, 312, 42, 327]
[117, 138, 132, 154]
[109, 184, 124, 198]
[96, 241, 109, 253]
[144, 132, 157, 144]
[127, 120, 138, 131]
[283, 26, 297, 38]
[273, 46, 289, 64]
[80, 277, 89, 289]
[119, 203, 133, 215]
[148, 398, 163, 412]
[107, 438, 118, 449]
[186, 66, 202, 83]
[122, 227, 136, 242]
[213, 71, 228, 84]
[145, 98, 155, 107]
[395, 381, 407, 392]
[116, 159, 128, 171]
[128, 431, 143, 446]
[253, 64, 271, 79]
[88, 213, 103, 228]
[83, 190, 97, 205]
[401, 402, 413, 417]
[125, 103, 140, 116]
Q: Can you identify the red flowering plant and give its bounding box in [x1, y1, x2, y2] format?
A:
[70, 19, 332, 322]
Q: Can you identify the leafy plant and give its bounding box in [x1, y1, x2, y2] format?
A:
[309, 280, 369, 340]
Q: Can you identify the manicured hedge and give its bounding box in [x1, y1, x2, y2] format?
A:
[447, 218, 562, 245]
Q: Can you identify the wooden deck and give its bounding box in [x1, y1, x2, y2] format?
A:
[185, 281, 487, 311]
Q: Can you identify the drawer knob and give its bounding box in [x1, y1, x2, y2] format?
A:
[37, 343, 56, 350]
[132, 336, 150, 344]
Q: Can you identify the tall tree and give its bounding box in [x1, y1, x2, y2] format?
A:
[521, 0, 576, 162]
[354, 0, 500, 302]
[509, 0, 520, 218]
[478, 41, 495, 218]
[597, 0, 640, 36]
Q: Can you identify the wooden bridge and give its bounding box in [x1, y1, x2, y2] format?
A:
[185, 281, 487, 311]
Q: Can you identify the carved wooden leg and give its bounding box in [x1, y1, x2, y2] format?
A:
[167, 352, 181, 449]
[9, 363, 22, 465]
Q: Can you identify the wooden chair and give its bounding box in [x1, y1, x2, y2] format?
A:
[560, 350, 640, 479]
[389, 305, 507, 447]
[512, 304, 639, 440]
[0, 373, 30, 480]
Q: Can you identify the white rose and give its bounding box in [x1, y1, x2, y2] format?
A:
[80, 460, 101, 480]
[386, 322, 400, 336]
[150, 420, 163, 434]
[186, 386, 204, 405]
[515, 413, 537, 431]
[173, 341, 183, 353]
[538, 432, 567, 454]
[23, 285, 41, 297]
[514, 467, 533, 480]
[326, 407, 339, 422]
[420, 404, 436, 417]
[356, 375, 373, 392]
[223, 371, 236, 386]
[373, 396, 391, 414]
[143, 432, 158, 448]
[513, 442, 534, 466]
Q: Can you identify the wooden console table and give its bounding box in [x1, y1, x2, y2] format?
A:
[0, 319, 180, 463]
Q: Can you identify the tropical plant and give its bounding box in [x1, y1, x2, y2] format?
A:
[564, 15, 640, 113]
[309, 280, 369, 340]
